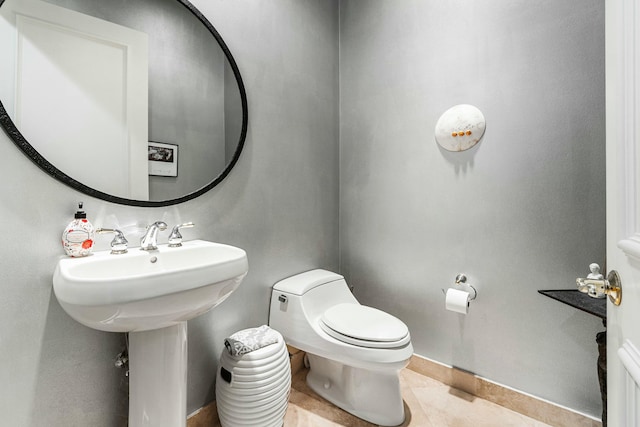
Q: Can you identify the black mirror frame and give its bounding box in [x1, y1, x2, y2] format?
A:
[0, 0, 247, 207]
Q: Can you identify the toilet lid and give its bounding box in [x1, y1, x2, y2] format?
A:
[320, 303, 410, 349]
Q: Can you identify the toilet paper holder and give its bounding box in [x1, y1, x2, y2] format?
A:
[442, 273, 478, 300]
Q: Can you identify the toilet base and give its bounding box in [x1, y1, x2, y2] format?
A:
[305, 354, 406, 426]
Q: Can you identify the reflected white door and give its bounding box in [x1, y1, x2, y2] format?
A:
[606, 0, 640, 425]
[0, 0, 149, 200]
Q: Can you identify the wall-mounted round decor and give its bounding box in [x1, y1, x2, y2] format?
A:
[435, 104, 486, 152]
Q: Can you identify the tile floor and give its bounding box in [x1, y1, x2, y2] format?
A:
[283, 368, 552, 427]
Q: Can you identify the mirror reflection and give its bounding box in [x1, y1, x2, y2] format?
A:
[0, 0, 245, 204]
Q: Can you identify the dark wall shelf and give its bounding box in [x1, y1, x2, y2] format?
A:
[538, 289, 606, 320]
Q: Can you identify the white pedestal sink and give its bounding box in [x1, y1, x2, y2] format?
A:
[53, 240, 248, 427]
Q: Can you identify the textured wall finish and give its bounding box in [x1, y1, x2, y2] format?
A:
[339, 0, 605, 419]
[0, 0, 339, 425]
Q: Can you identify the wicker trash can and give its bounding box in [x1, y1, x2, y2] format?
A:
[216, 328, 291, 427]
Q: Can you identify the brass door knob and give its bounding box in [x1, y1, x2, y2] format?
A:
[576, 270, 622, 306]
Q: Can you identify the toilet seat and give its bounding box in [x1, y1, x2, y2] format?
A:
[319, 303, 411, 349]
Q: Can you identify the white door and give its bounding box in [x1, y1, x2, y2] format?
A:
[606, 0, 640, 425]
[0, 0, 149, 200]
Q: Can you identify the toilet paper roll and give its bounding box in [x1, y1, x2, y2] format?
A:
[445, 288, 470, 314]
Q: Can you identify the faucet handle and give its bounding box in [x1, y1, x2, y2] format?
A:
[168, 222, 195, 247]
[96, 228, 128, 254]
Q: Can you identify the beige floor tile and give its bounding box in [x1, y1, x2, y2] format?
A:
[286, 368, 552, 427]
[194, 366, 557, 427]
[408, 377, 551, 426]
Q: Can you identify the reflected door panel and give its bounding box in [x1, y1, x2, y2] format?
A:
[7, 0, 149, 200]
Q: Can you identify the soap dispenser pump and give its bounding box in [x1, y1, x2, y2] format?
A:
[61, 202, 95, 257]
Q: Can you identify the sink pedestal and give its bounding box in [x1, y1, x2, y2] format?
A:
[129, 322, 188, 427]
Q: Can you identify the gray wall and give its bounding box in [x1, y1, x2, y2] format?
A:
[0, 0, 339, 425]
[339, 0, 606, 418]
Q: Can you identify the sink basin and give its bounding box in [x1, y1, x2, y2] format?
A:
[53, 239, 248, 332]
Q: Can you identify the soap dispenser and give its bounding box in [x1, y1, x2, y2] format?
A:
[61, 202, 95, 257]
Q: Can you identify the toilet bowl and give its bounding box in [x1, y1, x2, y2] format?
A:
[269, 269, 413, 426]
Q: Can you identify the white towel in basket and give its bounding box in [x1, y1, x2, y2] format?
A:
[224, 325, 280, 356]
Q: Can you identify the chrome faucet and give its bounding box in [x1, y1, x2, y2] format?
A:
[96, 228, 129, 254]
[140, 221, 167, 251]
[168, 222, 195, 247]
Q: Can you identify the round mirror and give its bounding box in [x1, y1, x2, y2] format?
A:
[0, 0, 247, 206]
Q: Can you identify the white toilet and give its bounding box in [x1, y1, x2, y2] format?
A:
[269, 269, 413, 426]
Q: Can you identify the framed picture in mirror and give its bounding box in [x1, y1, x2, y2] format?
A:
[148, 141, 178, 177]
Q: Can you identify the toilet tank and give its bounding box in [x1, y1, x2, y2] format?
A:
[269, 269, 358, 349]
[272, 269, 344, 295]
